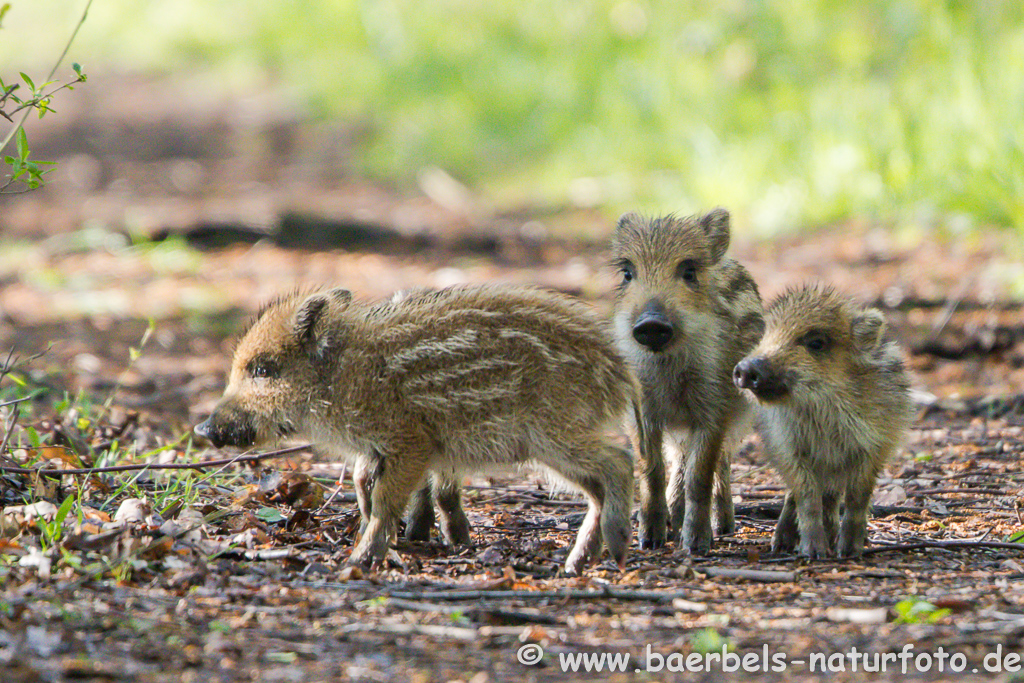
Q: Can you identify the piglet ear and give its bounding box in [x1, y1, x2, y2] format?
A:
[612, 212, 643, 253]
[294, 293, 329, 346]
[699, 208, 730, 263]
[617, 212, 641, 230]
[852, 308, 886, 352]
[328, 288, 352, 307]
[294, 289, 351, 363]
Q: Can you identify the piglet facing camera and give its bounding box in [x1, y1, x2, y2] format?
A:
[611, 209, 764, 554]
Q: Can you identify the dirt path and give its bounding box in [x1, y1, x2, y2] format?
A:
[3, 78, 1024, 681]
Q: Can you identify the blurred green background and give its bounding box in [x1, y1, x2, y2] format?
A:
[3, 0, 1024, 236]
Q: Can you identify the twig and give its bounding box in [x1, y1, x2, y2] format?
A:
[0, 443, 313, 476]
[2, 77, 86, 118]
[0, 346, 17, 376]
[387, 586, 711, 603]
[732, 463, 771, 483]
[907, 488, 1010, 496]
[926, 275, 971, 344]
[0, 391, 41, 409]
[317, 463, 348, 514]
[861, 540, 1024, 557]
[699, 566, 797, 582]
[0, 404, 18, 456]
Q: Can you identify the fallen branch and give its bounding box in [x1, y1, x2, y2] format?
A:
[699, 567, 797, 582]
[907, 487, 1011, 496]
[861, 540, 1024, 556]
[385, 587, 693, 602]
[384, 579, 787, 602]
[0, 392, 41, 409]
[0, 444, 313, 476]
[384, 597, 563, 626]
[336, 621, 517, 641]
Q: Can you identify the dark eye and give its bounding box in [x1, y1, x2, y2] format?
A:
[617, 260, 635, 286]
[247, 357, 280, 379]
[801, 330, 831, 354]
[675, 260, 698, 287]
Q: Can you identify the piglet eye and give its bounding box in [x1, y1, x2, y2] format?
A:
[247, 357, 280, 379]
[616, 259, 636, 286]
[675, 260, 698, 287]
[801, 331, 830, 354]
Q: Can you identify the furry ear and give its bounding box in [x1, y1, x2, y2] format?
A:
[617, 212, 641, 230]
[612, 212, 642, 253]
[294, 294, 329, 346]
[294, 289, 351, 363]
[328, 288, 352, 307]
[852, 308, 886, 352]
[699, 208, 730, 263]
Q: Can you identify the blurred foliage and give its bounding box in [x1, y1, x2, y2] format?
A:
[0, 0, 87, 194]
[3, 0, 1024, 234]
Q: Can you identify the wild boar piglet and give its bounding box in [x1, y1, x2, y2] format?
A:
[195, 284, 637, 574]
[734, 284, 912, 558]
[612, 209, 764, 553]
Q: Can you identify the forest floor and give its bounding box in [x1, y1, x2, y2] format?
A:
[2, 76, 1024, 682]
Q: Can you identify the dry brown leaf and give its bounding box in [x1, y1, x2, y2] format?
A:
[337, 565, 363, 581]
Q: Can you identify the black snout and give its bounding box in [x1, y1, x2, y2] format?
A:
[193, 415, 256, 449]
[733, 357, 788, 400]
[193, 418, 214, 442]
[632, 308, 674, 352]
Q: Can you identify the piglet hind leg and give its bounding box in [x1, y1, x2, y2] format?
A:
[433, 472, 472, 546]
[822, 491, 840, 553]
[559, 443, 633, 575]
[404, 481, 435, 542]
[353, 455, 380, 538]
[665, 437, 686, 539]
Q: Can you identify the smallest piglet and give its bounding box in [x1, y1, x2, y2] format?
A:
[733, 284, 912, 558]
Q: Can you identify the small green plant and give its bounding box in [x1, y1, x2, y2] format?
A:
[208, 620, 231, 634]
[690, 628, 731, 655]
[1006, 529, 1024, 544]
[255, 507, 285, 524]
[447, 609, 468, 625]
[0, 1, 90, 193]
[892, 598, 950, 625]
[266, 652, 298, 664]
[36, 493, 76, 550]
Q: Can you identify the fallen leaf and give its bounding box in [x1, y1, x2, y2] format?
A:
[873, 484, 907, 506]
[19, 547, 52, 579]
[3, 501, 59, 529]
[114, 498, 154, 525]
[825, 607, 889, 624]
[672, 598, 708, 613]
